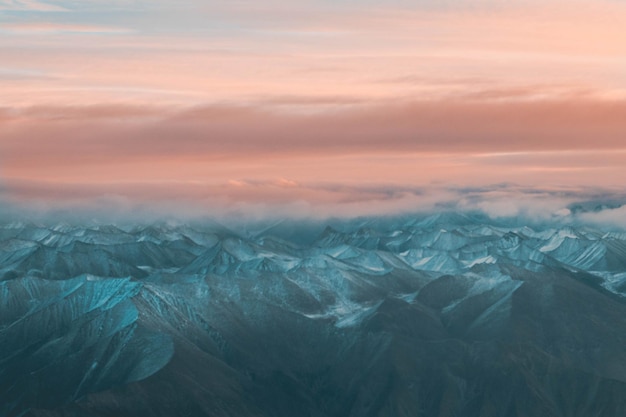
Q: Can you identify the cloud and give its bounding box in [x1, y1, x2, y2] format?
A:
[1, 0, 625, 226]
[0, 68, 58, 81]
[576, 206, 626, 229]
[3, 98, 626, 161]
[0, 23, 132, 34]
[0, 0, 67, 12]
[1, 99, 625, 212]
[3, 176, 626, 227]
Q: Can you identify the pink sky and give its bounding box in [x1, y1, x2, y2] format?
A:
[1, 0, 625, 218]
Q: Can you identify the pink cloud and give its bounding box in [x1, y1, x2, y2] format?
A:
[2, 99, 625, 215]
[1, 0, 625, 221]
[3, 99, 626, 168]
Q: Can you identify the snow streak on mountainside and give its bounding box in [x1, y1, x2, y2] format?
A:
[2, 213, 626, 417]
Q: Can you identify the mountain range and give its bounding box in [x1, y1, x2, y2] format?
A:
[2, 213, 626, 416]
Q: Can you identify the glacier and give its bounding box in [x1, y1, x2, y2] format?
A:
[2, 213, 626, 416]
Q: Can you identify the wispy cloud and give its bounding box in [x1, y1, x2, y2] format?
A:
[2, 99, 625, 204]
[0, 67, 57, 80]
[3, 178, 626, 227]
[0, 22, 132, 34]
[3, 98, 626, 158]
[0, 0, 67, 12]
[1, 0, 625, 222]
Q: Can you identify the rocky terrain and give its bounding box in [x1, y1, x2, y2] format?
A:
[2, 213, 626, 416]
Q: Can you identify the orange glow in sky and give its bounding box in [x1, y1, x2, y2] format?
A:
[1, 0, 625, 217]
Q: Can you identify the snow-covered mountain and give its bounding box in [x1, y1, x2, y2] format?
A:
[3, 214, 626, 416]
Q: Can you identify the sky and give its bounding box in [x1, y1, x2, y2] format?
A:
[1, 0, 626, 221]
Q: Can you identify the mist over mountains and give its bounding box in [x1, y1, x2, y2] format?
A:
[3, 212, 626, 416]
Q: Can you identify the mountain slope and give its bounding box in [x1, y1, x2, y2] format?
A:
[1, 216, 626, 416]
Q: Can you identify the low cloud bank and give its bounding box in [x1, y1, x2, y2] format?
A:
[2, 179, 626, 230]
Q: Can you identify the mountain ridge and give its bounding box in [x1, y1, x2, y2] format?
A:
[2, 214, 626, 416]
